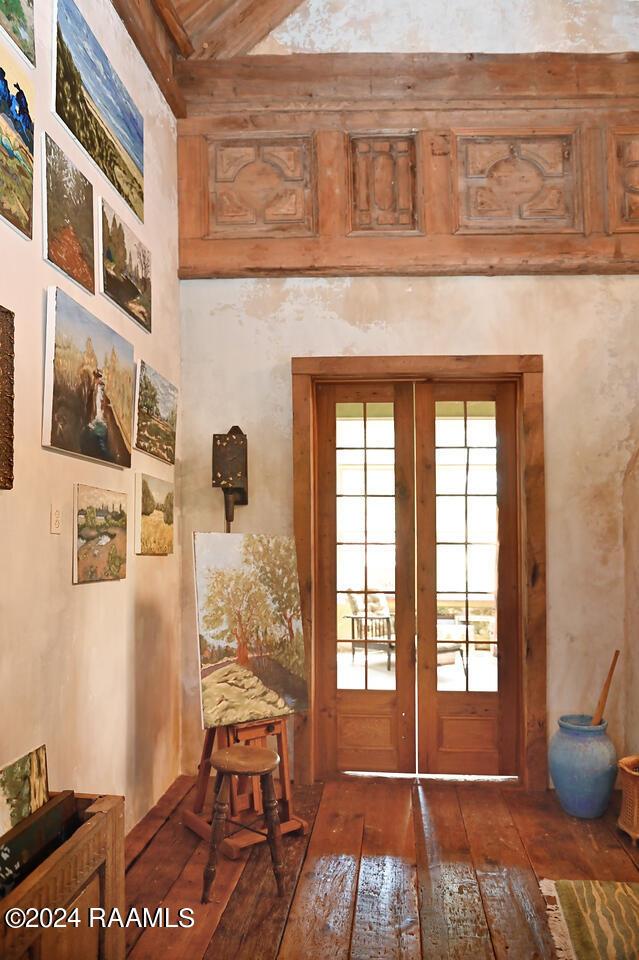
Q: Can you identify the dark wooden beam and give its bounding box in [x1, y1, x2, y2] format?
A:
[190, 0, 305, 59]
[111, 0, 187, 117]
[176, 51, 639, 111]
[151, 0, 194, 58]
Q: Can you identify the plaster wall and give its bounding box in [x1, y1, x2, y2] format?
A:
[0, 0, 180, 828]
[180, 276, 639, 771]
[253, 0, 639, 54]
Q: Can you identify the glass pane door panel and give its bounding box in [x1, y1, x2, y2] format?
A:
[367, 545, 396, 591]
[435, 401, 465, 446]
[436, 544, 466, 593]
[365, 403, 394, 447]
[337, 641, 365, 689]
[467, 544, 497, 593]
[337, 545, 365, 591]
[436, 449, 468, 494]
[337, 497, 365, 542]
[467, 449, 497, 494]
[366, 449, 395, 494]
[436, 496, 466, 543]
[337, 450, 365, 495]
[367, 497, 396, 543]
[336, 403, 365, 447]
[466, 401, 497, 446]
[467, 496, 497, 542]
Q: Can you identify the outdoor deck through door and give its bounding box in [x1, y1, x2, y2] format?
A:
[315, 379, 520, 776]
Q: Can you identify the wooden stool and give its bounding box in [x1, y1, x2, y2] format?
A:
[201, 744, 285, 904]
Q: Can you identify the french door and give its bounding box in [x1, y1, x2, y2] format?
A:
[315, 378, 520, 776]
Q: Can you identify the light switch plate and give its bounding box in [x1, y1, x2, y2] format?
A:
[50, 504, 63, 535]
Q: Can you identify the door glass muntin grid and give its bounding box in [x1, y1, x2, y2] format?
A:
[335, 401, 396, 691]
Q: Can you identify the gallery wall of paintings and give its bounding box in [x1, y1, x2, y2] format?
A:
[0, 0, 181, 828]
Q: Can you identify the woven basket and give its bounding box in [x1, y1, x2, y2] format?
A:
[618, 755, 639, 844]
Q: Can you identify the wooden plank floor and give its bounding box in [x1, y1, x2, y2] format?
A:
[126, 778, 639, 960]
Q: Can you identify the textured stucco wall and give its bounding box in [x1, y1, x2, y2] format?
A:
[180, 276, 639, 772]
[0, 0, 180, 828]
[253, 0, 639, 54]
[624, 455, 639, 756]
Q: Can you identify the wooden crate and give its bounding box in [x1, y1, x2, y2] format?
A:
[0, 794, 124, 960]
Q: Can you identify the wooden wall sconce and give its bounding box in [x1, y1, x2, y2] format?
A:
[212, 426, 248, 531]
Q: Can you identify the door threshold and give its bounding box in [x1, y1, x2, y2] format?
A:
[341, 770, 519, 783]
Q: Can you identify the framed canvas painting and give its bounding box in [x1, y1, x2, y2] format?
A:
[193, 533, 308, 728]
[0, 745, 48, 836]
[42, 287, 135, 467]
[74, 483, 127, 583]
[135, 473, 173, 555]
[134, 361, 177, 465]
[43, 133, 95, 293]
[0, 38, 34, 238]
[0, 0, 35, 65]
[54, 0, 144, 221]
[0, 305, 14, 489]
[101, 199, 151, 332]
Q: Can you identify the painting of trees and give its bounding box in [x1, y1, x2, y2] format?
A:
[194, 533, 308, 727]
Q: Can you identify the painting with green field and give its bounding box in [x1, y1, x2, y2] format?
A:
[44, 133, 94, 292]
[134, 361, 177, 464]
[0, 0, 34, 65]
[101, 199, 151, 331]
[55, 0, 144, 220]
[0, 745, 48, 836]
[42, 287, 135, 467]
[136, 474, 173, 555]
[0, 41, 33, 237]
[74, 483, 127, 583]
[194, 533, 308, 728]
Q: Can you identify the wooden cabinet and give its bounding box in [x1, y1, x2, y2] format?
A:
[0, 795, 125, 960]
[176, 52, 639, 277]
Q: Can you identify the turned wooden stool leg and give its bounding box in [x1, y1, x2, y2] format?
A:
[261, 772, 285, 896]
[201, 773, 230, 904]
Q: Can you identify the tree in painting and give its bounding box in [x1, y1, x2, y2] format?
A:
[0, 45, 33, 237]
[45, 134, 94, 292]
[101, 201, 151, 331]
[0, 0, 35, 64]
[195, 533, 308, 728]
[136, 474, 173, 555]
[135, 361, 177, 464]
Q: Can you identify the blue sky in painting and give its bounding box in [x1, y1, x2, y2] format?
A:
[141, 361, 177, 422]
[57, 0, 143, 173]
[55, 288, 134, 368]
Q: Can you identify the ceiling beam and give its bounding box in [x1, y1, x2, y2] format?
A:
[190, 0, 306, 60]
[151, 0, 194, 58]
[111, 0, 187, 116]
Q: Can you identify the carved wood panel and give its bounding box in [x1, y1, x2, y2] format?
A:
[350, 135, 418, 233]
[609, 132, 639, 233]
[455, 134, 581, 234]
[207, 137, 315, 238]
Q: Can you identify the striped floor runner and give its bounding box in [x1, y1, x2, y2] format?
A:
[540, 879, 639, 959]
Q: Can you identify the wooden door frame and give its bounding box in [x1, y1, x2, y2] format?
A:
[291, 355, 547, 790]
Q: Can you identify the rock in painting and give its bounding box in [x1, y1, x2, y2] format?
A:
[101, 200, 151, 331]
[74, 483, 127, 583]
[194, 533, 308, 728]
[135, 473, 173, 555]
[134, 361, 177, 464]
[0, 745, 48, 836]
[55, 0, 143, 220]
[0, 40, 33, 237]
[44, 134, 94, 292]
[0, 0, 34, 65]
[42, 288, 135, 467]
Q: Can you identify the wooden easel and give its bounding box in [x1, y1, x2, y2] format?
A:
[183, 716, 307, 859]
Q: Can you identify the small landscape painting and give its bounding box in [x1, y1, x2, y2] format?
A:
[55, 0, 144, 220]
[136, 473, 174, 555]
[135, 361, 177, 465]
[0, 745, 48, 836]
[0, 304, 14, 489]
[44, 133, 94, 292]
[194, 533, 308, 729]
[0, 40, 34, 237]
[0, 0, 34, 64]
[42, 287, 135, 467]
[101, 199, 151, 331]
[74, 483, 127, 583]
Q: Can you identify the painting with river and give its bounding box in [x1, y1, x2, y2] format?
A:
[73, 483, 127, 583]
[42, 287, 135, 467]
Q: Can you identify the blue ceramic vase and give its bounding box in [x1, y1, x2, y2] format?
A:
[549, 714, 617, 818]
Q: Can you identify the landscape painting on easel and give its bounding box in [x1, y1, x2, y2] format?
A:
[0, 745, 48, 835]
[194, 533, 308, 728]
[55, 0, 144, 220]
[0, 0, 35, 64]
[42, 287, 135, 467]
[0, 39, 34, 237]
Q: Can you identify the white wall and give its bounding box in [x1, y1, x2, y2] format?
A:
[0, 0, 180, 828]
[253, 0, 639, 54]
[180, 276, 639, 771]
